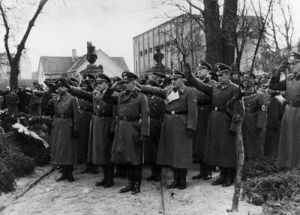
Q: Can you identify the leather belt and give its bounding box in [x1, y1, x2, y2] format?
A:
[116, 115, 140, 121]
[287, 100, 300, 107]
[165, 110, 187, 115]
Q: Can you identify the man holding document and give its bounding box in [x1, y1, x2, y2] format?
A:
[141, 70, 198, 189]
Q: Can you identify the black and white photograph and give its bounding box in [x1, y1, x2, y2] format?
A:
[0, 0, 299, 214]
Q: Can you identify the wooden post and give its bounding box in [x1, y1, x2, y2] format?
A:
[227, 120, 244, 212]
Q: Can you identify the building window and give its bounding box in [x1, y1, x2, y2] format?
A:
[149, 48, 153, 53]
[140, 51, 143, 57]
[144, 50, 148, 55]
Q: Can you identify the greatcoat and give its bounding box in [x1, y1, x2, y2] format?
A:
[242, 88, 265, 159]
[193, 79, 215, 163]
[141, 85, 198, 169]
[189, 74, 244, 168]
[264, 93, 285, 157]
[270, 74, 300, 168]
[103, 88, 150, 165]
[51, 93, 80, 165]
[70, 87, 113, 165]
[143, 94, 166, 163]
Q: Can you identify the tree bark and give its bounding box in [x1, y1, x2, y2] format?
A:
[203, 0, 221, 65]
[221, 0, 238, 66]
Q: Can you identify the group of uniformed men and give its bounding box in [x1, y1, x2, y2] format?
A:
[14, 51, 300, 195]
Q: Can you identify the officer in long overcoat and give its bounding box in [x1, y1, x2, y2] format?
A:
[241, 73, 265, 159]
[66, 74, 115, 187]
[269, 52, 300, 168]
[77, 75, 98, 174]
[192, 61, 216, 181]
[264, 78, 285, 157]
[141, 70, 198, 190]
[186, 63, 244, 187]
[110, 76, 128, 179]
[103, 71, 150, 194]
[51, 78, 80, 182]
[143, 72, 166, 182]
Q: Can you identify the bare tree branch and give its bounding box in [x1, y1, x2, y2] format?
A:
[0, 1, 13, 65]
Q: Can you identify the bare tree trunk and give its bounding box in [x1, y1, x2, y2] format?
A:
[0, 0, 48, 90]
[10, 64, 19, 91]
[203, 0, 221, 65]
[221, 0, 238, 65]
[249, 0, 274, 74]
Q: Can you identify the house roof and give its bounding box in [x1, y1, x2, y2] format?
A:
[110, 57, 130, 71]
[66, 49, 127, 77]
[39, 56, 74, 75]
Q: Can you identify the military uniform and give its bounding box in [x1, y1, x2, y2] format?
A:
[242, 87, 265, 159]
[188, 64, 244, 187]
[51, 92, 79, 181]
[192, 78, 215, 180]
[29, 92, 42, 116]
[70, 74, 114, 187]
[264, 93, 285, 157]
[141, 71, 198, 189]
[77, 98, 93, 162]
[103, 71, 150, 194]
[144, 93, 166, 181]
[270, 71, 300, 168]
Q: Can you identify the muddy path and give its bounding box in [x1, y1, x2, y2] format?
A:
[1, 166, 262, 215]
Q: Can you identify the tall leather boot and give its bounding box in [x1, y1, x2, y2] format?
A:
[222, 168, 235, 187]
[202, 163, 212, 180]
[115, 164, 127, 178]
[167, 168, 179, 189]
[96, 165, 108, 186]
[56, 165, 68, 182]
[178, 169, 187, 190]
[154, 165, 161, 182]
[67, 165, 74, 182]
[104, 164, 114, 188]
[212, 167, 226, 186]
[119, 164, 134, 193]
[131, 165, 142, 195]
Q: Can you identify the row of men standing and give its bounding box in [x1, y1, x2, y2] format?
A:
[49, 58, 287, 195]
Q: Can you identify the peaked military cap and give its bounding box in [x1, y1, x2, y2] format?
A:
[96, 73, 111, 84]
[70, 78, 79, 87]
[197, 60, 212, 71]
[153, 71, 166, 79]
[215, 63, 232, 75]
[111, 76, 122, 83]
[122, 71, 138, 82]
[170, 69, 185, 79]
[55, 77, 68, 85]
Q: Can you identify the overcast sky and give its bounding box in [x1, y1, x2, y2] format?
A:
[2, 0, 300, 78]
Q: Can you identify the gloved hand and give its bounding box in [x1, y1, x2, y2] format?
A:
[60, 78, 71, 90]
[72, 129, 79, 139]
[186, 128, 194, 138]
[184, 63, 192, 80]
[140, 135, 148, 142]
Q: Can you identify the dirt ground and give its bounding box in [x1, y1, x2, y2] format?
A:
[0, 166, 262, 215]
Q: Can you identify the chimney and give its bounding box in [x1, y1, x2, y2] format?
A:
[72, 49, 77, 62]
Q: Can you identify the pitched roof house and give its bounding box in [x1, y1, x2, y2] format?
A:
[37, 49, 129, 84]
